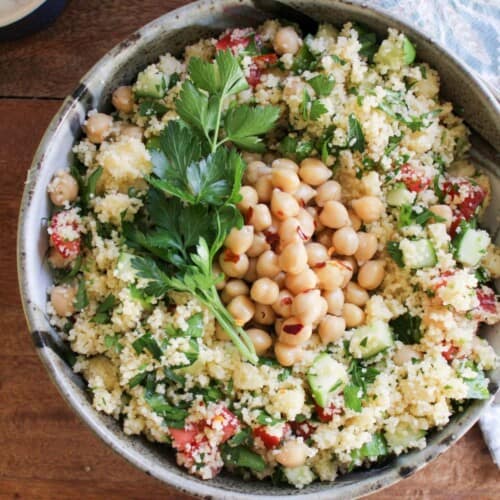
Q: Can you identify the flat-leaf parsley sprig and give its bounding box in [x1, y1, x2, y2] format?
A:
[126, 50, 281, 364]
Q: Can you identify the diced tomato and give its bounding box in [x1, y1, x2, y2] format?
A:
[206, 406, 239, 443]
[246, 64, 262, 87]
[170, 425, 200, 452]
[252, 53, 278, 68]
[253, 423, 290, 449]
[315, 403, 342, 423]
[433, 270, 454, 291]
[399, 164, 431, 193]
[49, 211, 81, 259]
[477, 287, 497, 314]
[441, 343, 459, 362]
[215, 31, 251, 53]
[290, 420, 316, 439]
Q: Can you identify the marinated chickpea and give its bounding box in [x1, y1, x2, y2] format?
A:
[292, 289, 322, 324]
[308, 206, 324, 232]
[48, 171, 79, 206]
[316, 229, 333, 247]
[227, 295, 256, 326]
[253, 303, 276, 325]
[315, 180, 342, 207]
[285, 268, 318, 295]
[245, 161, 270, 185]
[273, 26, 302, 55]
[357, 259, 385, 290]
[112, 85, 135, 113]
[296, 208, 314, 240]
[225, 225, 254, 255]
[293, 183, 317, 205]
[272, 289, 294, 317]
[323, 288, 344, 315]
[278, 317, 313, 346]
[342, 303, 365, 328]
[48, 247, 71, 268]
[215, 322, 231, 341]
[338, 259, 354, 288]
[120, 124, 143, 140]
[247, 232, 270, 258]
[344, 282, 369, 306]
[213, 262, 226, 290]
[354, 232, 378, 263]
[332, 226, 359, 256]
[306, 242, 328, 267]
[255, 175, 274, 203]
[246, 328, 273, 355]
[429, 204, 453, 229]
[318, 315, 346, 344]
[271, 189, 300, 220]
[50, 285, 77, 317]
[315, 261, 345, 290]
[393, 345, 420, 366]
[351, 196, 384, 223]
[279, 242, 308, 275]
[299, 158, 332, 186]
[244, 258, 258, 282]
[282, 78, 305, 99]
[272, 158, 299, 172]
[279, 218, 302, 245]
[256, 250, 281, 278]
[274, 341, 303, 366]
[347, 210, 362, 231]
[274, 272, 286, 289]
[251, 277, 280, 305]
[319, 200, 350, 229]
[221, 279, 249, 304]
[248, 204, 272, 232]
[84, 112, 113, 144]
[242, 151, 262, 164]
[237, 186, 258, 213]
[218, 250, 249, 278]
[271, 167, 301, 193]
[275, 439, 308, 468]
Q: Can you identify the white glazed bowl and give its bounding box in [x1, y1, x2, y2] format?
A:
[17, 1, 499, 498]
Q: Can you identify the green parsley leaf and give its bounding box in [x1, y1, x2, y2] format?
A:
[386, 241, 404, 267]
[344, 383, 362, 412]
[139, 99, 167, 117]
[132, 332, 163, 360]
[221, 443, 265, 472]
[347, 114, 365, 152]
[228, 427, 252, 447]
[163, 367, 186, 386]
[145, 391, 188, 428]
[398, 204, 444, 228]
[256, 410, 283, 426]
[384, 134, 403, 156]
[74, 280, 88, 311]
[389, 313, 422, 344]
[353, 24, 379, 62]
[307, 74, 335, 97]
[292, 43, 320, 74]
[475, 267, 490, 284]
[300, 89, 327, 121]
[92, 294, 116, 324]
[104, 333, 123, 353]
[129, 371, 147, 388]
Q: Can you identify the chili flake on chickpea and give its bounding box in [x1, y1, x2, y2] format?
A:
[46, 20, 499, 489]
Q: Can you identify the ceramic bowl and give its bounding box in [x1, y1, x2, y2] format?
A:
[17, 1, 499, 498]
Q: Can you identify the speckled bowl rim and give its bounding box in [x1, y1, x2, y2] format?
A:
[17, 1, 499, 498]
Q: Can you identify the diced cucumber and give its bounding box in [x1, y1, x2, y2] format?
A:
[134, 66, 167, 99]
[387, 183, 414, 207]
[454, 227, 490, 266]
[349, 320, 393, 359]
[399, 238, 436, 268]
[307, 353, 348, 408]
[351, 433, 388, 462]
[283, 465, 316, 487]
[114, 252, 137, 283]
[374, 35, 416, 69]
[402, 37, 416, 64]
[385, 423, 425, 450]
[129, 284, 154, 312]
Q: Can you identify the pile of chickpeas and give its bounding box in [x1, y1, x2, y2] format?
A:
[215, 156, 386, 367]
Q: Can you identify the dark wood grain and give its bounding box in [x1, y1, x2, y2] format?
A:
[0, 2, 498, 498]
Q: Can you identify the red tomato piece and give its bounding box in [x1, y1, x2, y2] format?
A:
[169, 425, 200, 452]
[441, 343, 459, 362]
[315, 403, 341, 423]
[207, 406, 239, 443]
[253, 423, 290, 449]
[477, 287, 497, 314]
[433, 270, 454, 291]
[399, 164, 431, 193]
[49, 211, 81, 259]
[290, 420, 316, 439]
[252, 53, 278, 68]
[216, 31, 251, 53]
[246, 64, 262, 87]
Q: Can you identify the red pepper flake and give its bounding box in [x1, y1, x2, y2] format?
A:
[245, 205, 254, 224]
[281, 296, 293, 305]
[441, 343, 459, 362]
[314, 262, 327, 269]
[223, 249, 240, 263]
[296, 226, 307, 241]
[283, 323, 303, 335]
[264, 230, 280, 252]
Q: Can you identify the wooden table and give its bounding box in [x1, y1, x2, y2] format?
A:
[1, 1, 498, 498]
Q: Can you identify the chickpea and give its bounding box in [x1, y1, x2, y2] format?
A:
[332, 227, 359, 256]
[248, 204, 272, 232]
[338, 259, 355, 288]
[308, 206, 324, 232]
[274, 272, 286, 289]
[246, 328, 273, 355]
[273, 26, 302, 55]
[84, 112, 113, 144]
[120, 124, 143, 140]
[227, 295, 256, 326]
[393, 345, 421, 366]
[112, 85, 135, 113]
[279, 218, 302, 245]
[255, 175, 274, 203]
[253, 303, 276, 325]
[344, 282, 369, 306]
[218, 250, 249, 278]
[279, 242, 308, 275]
[348, 210, 362, 231]
[271, 189, 300, 220]
[278, 317, 313, 346]
[225, 225, 254, 255]
[213, 262, 226, 291]
[342, 303, 365, 328]
[351, 196, 384, 223]
[245, 161, 270, 185]
[263, 152, 277, 164]
[247, 232, 270, 258]
[296, 209, 314, 240]
[215, 322, 231, 341]
[251, 277, 280, 305]
[244, 258, 258, 282]
[283, 77, 305, 99]
[357, 259, 385, 290]
[221, 279, 249, 304]
[242, 152, 262, 164]
[272, 289, 294, 317]
[306, 242, 328, 267]
[318, 315, 346, 344]
[257, 250, 281, 278]
[293, 183, 317, 205]
[50, 285, 77, 317]
[315, 180, 342, 207]
[237, 186, 258, 213]
[315, 229, 333, 248]
[48, 171, 79, 207]
[48, 247, 71, 268]
[272, 158, 299, 172]
[299, 158, 332, 186]
[429, 204, 453, 229]
[323, 288, 344, 315]
[315, 261, 345, 290]
[354, 232, 378, 263]
[274, 341, 303, 367]
[319, 200, 350, 229]
[292, 289, 323, 324]
[285, 268, 318, 295]
[275, 439, 308, 468]
[271, 167, 301, 193]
